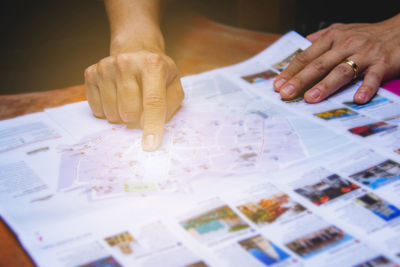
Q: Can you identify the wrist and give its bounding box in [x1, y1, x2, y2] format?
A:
[378, 13, 400, 30]
[110, 30, 165, 55]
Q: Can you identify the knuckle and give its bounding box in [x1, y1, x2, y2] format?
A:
[88, 101, 104, 117]
[360, 41, 376, 54]
[120, 111, 140, 122]
[115, 54, 132, 70]
[376, 54, 391, 67]
[330, 23, 343, 28]
[92, 109, 105, 118]
[339, 35, 366, 50]
[84, 65, 95, 79]
[336, 64, 355, 77]
[105, 113, 120, 123]
[144, 95, 166, 108]
[324, 27, 342, 39]
[97, 58, 107, 68]
[87, 97, 99, 107]
[294, 51, 310, 66]
[309, 58, 328, 75]
[145, 53, 162, 64]
[287, 76, 303, 88]
[143, 53, 165, 71]
[96, 63, 105, 76]
[118, 98, 141, 122]
[96, 58, 113, 75]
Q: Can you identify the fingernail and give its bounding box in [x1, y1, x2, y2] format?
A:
[143, 134, 156, 151]
[307, 88, 321, 99]
[274, 78, 286, 89]
[281, 84, 295, 97]
[355, 91, 367, 103]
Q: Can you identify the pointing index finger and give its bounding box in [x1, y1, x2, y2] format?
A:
[141, 54, 167, 151]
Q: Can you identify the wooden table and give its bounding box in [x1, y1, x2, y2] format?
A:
[0, 14, 280, 266]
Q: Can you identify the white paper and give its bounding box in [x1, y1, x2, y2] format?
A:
[1, 31, 400, 267]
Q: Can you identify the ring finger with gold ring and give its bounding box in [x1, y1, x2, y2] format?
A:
[304, 57, 364, 103]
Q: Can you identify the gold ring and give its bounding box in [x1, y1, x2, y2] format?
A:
[343, 59, 359, 79]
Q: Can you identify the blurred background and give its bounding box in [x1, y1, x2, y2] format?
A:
[0, 0, 109, 94]
[0, 0, 396, 94]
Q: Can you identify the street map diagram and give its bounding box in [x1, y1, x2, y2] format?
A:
[57, 108, 307, 200]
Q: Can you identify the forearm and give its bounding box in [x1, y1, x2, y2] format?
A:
[105, 0, 165, 55]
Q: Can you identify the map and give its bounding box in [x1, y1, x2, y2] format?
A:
[57, 108, 307, 200]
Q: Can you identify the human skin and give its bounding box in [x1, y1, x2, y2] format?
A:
[85, 3, 398, 152]
[84, 0, 183, 152]
[273, 13, 400, 104]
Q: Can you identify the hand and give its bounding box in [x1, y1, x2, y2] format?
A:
[273, 14, 400, 104]
[84, 50, 184, 151]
